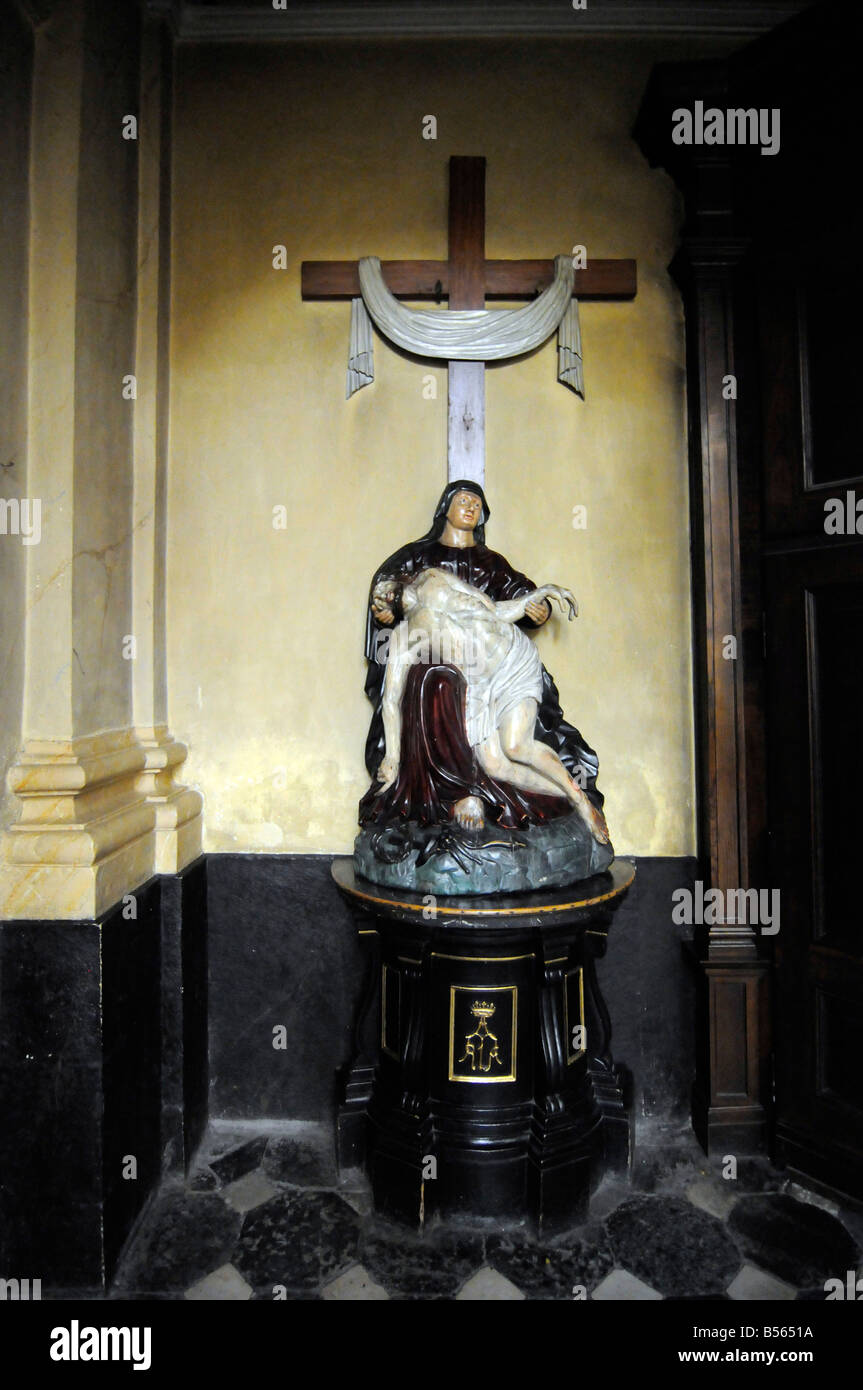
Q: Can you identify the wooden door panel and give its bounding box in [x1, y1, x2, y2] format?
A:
[765, 544, 863, 1193]
[759, 276, 863, 539]
[816, 982, 863, 1114]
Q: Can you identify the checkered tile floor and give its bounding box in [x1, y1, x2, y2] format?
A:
[110, 1123, 863, 1301]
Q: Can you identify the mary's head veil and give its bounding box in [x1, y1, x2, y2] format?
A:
[424, 479, 490, 545]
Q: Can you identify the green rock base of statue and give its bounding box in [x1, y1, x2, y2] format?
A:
[354, 810, 614, 896]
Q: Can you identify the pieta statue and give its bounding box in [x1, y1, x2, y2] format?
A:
[354, 480, 614, 894]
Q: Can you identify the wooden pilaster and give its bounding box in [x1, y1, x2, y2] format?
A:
[635, 63, 770, 1154]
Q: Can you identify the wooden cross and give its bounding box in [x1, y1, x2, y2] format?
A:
[301, 156, 636, 484]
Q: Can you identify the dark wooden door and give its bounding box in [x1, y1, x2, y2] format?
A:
[633, 0, 863, 1164]
[761, 266, 863, 1198]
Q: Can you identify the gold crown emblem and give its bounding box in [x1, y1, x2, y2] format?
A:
[470, 1000, 496, 1019]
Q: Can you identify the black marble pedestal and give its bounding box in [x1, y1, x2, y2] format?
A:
[333, 858, 635, 1233]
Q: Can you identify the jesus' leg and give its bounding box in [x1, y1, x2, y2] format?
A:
[494, 702, 611, 844]
[476, 727, 567, 797]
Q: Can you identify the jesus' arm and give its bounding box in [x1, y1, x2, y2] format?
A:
[481, 548, 551, 627]
[493, 585, 578, 625]
[378, 619, 416, 790]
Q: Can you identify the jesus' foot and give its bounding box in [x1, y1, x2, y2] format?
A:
[453, 795, 485, 832]
[570, 779, 611, 845]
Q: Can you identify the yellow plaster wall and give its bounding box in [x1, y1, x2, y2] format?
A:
[168, 39, 698, 856]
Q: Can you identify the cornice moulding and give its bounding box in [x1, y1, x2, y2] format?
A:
[155, 2, 813, 43]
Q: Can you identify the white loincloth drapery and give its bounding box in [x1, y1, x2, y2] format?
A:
[462, 625, 543, 749]
[346, 253, 584, 400]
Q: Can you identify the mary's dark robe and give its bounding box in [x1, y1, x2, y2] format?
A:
[359, 536, 604, 831]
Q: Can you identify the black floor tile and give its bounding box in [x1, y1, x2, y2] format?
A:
[486, 1227, 614, 1299]
[114, 1187, 243, 1294]
[103, 1119, 861, 1302]
[605, 1195, 741, 1298]
[360, 1223, 485, 1298]
[728, 1194, 860, 1289]
[233, 1190, 359, 1293]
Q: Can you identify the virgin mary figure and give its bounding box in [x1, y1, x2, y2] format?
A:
[359, 480, 608, 849]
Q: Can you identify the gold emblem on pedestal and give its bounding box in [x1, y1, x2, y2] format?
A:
[458, 1000, 503, 1074]
[448, 985, 517, 1083]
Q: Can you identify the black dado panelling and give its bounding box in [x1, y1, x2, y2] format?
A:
[0, 881, 166, 1294]
[206, 855, 360, 1122]
[0, 859, 208, 1293]
[0, 919, 102, 1064]
[159, 871, 186, 1174]
[206, 854, 697, 1128]
[599, 856, 698, 1125]
[101, 879, 163, 1280]
[181, 857, 209, 1163]
[0, 921, 106, 1287]
[158, 857, 209, 1178]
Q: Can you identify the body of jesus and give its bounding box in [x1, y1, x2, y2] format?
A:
[376, 568, 609, 844]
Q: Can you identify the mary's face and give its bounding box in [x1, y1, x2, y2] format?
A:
[446, 491, 483, 531]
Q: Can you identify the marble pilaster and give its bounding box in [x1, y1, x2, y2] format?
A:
[0, 0, 201, 921]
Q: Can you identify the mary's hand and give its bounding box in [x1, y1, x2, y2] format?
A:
[525, 598, 551, 625]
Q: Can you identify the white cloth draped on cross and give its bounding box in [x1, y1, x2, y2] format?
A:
[346, 253, 584, 400]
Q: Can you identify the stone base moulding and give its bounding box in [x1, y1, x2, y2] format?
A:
[0, 727, 203, 920]
[135, 725, 205, 875]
